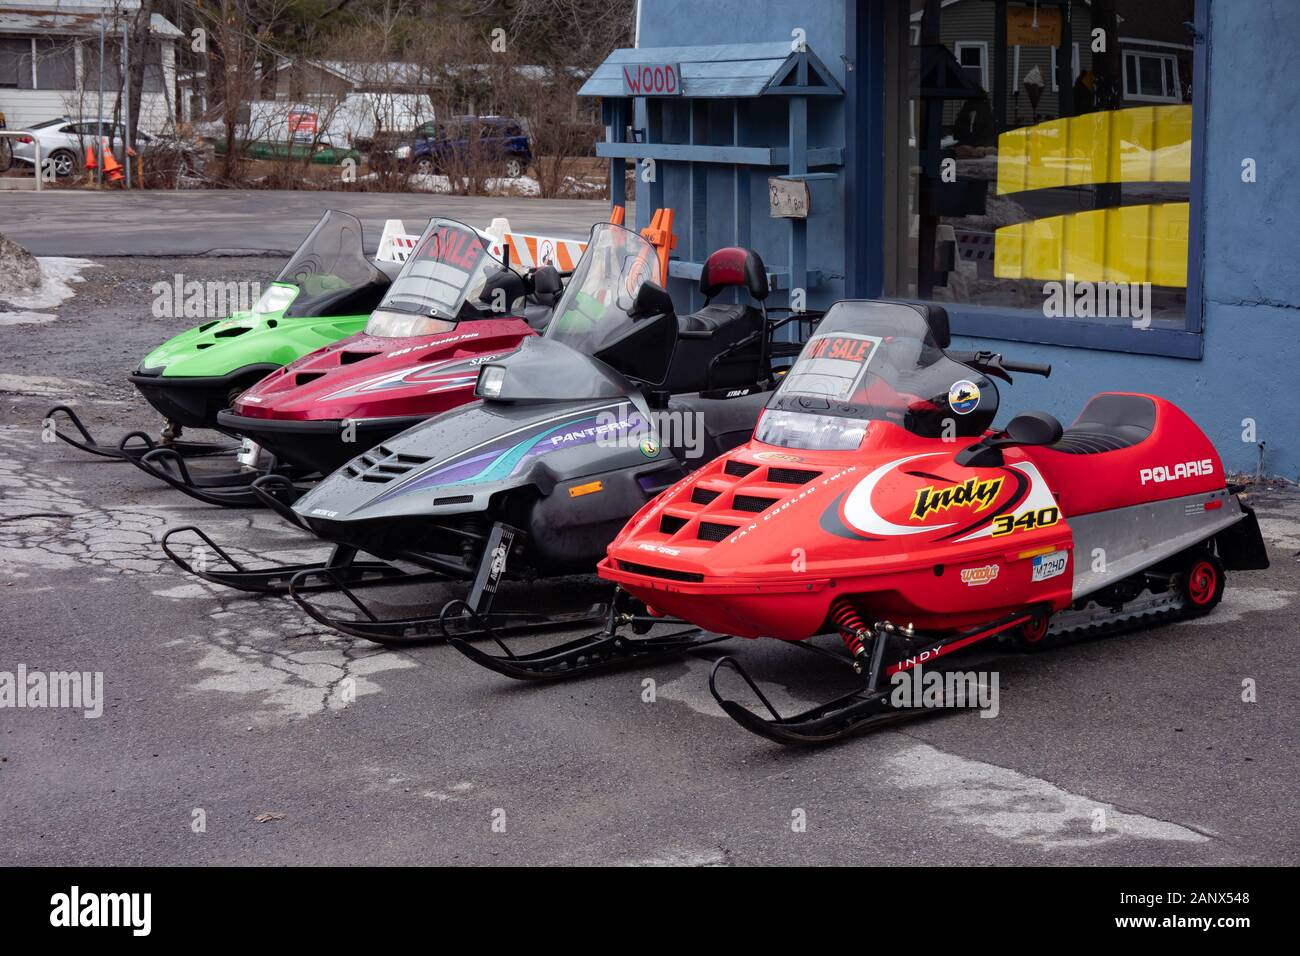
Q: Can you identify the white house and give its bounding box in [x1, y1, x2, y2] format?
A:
[0, 0, 183, 133]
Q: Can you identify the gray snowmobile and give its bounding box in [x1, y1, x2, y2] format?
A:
[161, 222, 815, 643]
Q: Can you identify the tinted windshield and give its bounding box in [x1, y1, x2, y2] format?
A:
[277, 210, 384, 316]
[757, 300, 996, 449]
[545, 222, 661, 355]
[365, 218, 503, 336]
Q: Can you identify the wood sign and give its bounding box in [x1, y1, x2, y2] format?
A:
[768, 177, 811, 219]
[1007, 6, 1062, 46]
[621, 63, 682, 96]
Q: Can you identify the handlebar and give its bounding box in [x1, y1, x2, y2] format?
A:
[948, 349, 1051, 381]
[1000, 359, 1052, 377]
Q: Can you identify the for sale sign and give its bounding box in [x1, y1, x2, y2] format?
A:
[621, 63, 681, 96]
[287, 109, 317, 143]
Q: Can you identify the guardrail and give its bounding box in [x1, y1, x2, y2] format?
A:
[0, 130, 43, 191]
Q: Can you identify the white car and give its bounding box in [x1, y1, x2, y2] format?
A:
[10, 117, 154, 179]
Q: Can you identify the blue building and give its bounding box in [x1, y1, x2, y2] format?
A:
[582, 0, 1297, 477]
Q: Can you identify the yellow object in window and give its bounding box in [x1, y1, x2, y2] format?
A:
[996, 105, 1192, 194]
[994, 202, 1189, 286]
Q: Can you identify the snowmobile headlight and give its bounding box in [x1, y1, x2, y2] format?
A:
[253, 283, 299, 314]
[755, 409, 868, 451]
[395, 145, 412, 159]
[476, 364, 508, 399]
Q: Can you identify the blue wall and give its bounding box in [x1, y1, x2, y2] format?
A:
[635, 0, 1298, 477]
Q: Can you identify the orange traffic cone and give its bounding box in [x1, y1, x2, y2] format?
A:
[609, 204, 625, 227]
[639, 208, 678, 280]
[84, 143, 97, 171]
[101, 141, 125, 184]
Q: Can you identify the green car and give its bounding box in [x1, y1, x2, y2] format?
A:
[213, 138, 363, 165]
[49, 210, 394, 460]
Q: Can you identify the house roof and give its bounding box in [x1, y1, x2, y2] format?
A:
[269, 58, 587, 89]
[580, 42, 842, 98]
[0, 6, 182, 39]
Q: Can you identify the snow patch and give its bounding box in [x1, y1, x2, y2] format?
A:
[0, 257, 98, 324]
[0, 373, 99, 398]
[367, 172, 542, 196]
[0, 310, 58, 326]
[1257, 515, 1300, 551]
[887, 742, 1210, 848]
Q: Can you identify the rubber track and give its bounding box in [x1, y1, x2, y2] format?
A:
[1035, 594, 1191, 650]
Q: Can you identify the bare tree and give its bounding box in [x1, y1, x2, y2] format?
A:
[497, 0, 634, 197]
[180, 0, 295, 182]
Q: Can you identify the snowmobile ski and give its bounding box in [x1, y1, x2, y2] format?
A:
[44, 405, 237, 463]
[444, 593, 728, 679]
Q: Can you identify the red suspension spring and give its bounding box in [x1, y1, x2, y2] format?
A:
[829, 599, 870, 658]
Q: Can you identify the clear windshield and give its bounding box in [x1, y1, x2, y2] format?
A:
[365, 218, 503, 336]
[276, 210, 383, 315]
[544, 222, 662, 354]
[756, 300, 995, 449]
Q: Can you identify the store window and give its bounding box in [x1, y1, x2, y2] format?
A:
[887, 0, 1205, 357]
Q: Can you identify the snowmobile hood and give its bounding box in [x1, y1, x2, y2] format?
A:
[229, 317, 537, 423]
[602, 420, 1070, 591]
[137, 290, 371, 380]
[293, 388, 663, 530]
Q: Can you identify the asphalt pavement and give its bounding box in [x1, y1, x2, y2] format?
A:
[0, 188, 617, 257]
[0, 211, 1297, 866]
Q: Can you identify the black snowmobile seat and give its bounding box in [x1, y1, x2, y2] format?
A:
[668, 390, 769, 462]
[1050, 393, 1156, 455]
[920, 303, 951, 348]
[665, 248, 769, 393]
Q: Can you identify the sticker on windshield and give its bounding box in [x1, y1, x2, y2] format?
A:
[622, 252, 653, 301]
[783, 333, 881, 402]
[419, 224, 486, 272]
[948, 379, 981, 415]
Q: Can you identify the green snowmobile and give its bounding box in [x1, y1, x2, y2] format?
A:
[47, 209, 400, 463]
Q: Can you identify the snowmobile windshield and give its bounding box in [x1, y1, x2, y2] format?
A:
[276, 210, 387, 317]
[756, 300, 997, 449]
[365, 218, 505, 336]
[544, 222, 662, 355]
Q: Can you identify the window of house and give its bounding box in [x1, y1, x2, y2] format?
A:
[34, 38, 77, 91]
[954, 42, 988, 92]
[889, 0, 1204, 358]
[0, 37, 35, 89]
[83, 41, 125, 93]
[1123, 50, 1183, 102]
[141, 41, 165, 94]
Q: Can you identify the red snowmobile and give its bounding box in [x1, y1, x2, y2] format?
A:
[455, 299, 1269, 744]
[134, 216, 565, 506]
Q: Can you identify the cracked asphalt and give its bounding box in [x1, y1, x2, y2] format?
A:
[1, 217, 1298, 865]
